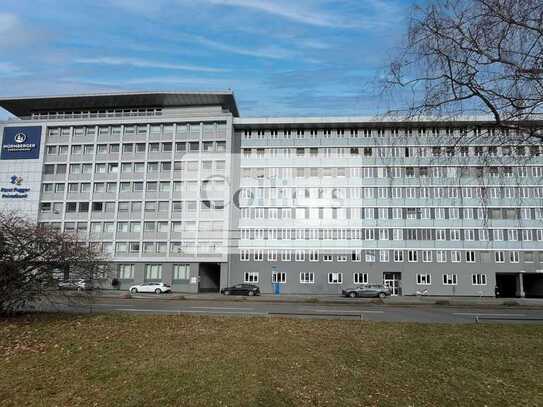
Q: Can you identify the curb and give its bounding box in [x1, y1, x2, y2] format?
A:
[64, 292, 543, 309]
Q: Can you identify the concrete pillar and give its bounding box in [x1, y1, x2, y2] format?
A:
[519, 273, 525, 298]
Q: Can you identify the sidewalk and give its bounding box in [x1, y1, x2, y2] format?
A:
[86, 290, 543, 308]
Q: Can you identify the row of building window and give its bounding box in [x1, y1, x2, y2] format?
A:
[40, 200, 225, 214]
[48, 123, 226, 138]
[46, 141, 226, 156]
[42, 220, 221, 233]
[244, 271, 487, 286]
[241, 165, 543, 179]
[118, 264, 190, 280]
[100, 241, 222, 256]
[42, 179, 225, 194]
[240, 227, 543, 242]
[241, 126, 514, 138]
[44, 160, 226, 175]
[240, 207, 543, 221]
[241, 145, 542, 158]
[36, 109, 163, 120]
[239, 249, 538, 264]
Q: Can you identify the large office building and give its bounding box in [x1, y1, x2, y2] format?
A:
[1, 91, 542, 297]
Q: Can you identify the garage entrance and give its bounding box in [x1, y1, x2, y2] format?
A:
[198, 263, 221, 293]
[524, 273, 543, 298]
[495, 273, 519, 298]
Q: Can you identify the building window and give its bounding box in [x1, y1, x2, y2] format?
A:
[309, 250, 319, 262]
[422, 250, 432, 263]
[244, 272, 259, 283]
[295, 250, 305, 262]
[173, 264, 190, 281]
[268, 250, 278, 262]
[272, 271, 286, 284]
[495, 251, 505, 263]
[118, 264, 134, 280]
[472, 274, 487, 286]
[442, 274, 457, 285]
[393, 250, 404, 262]
[407, 250, 418, 262]
[510, 251, 520, 263]
[254, 250, 264, 261]
[328, 272, 343, 284]
[323, 254, 333, 262]
[144, 264, 162, 281]
[300, 272, 314, 284]
[281, 250, 291, 262]
[353, 273, 368, 285]
[417, 274, 431, 285]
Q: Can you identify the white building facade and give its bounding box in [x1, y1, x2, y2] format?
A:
[1, 91, 542, 297]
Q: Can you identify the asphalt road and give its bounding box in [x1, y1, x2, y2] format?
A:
[40, 296, 543, 324]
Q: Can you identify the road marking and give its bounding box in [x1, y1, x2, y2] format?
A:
[312, 309, 384, 314]
[113, 308, 267, 316]
[114, 309, 179, 313]
[94, 303, 137, 307]
[180, 310, 267, 315]
[190, 306, 254, 311]
[453, 313, 527, 317]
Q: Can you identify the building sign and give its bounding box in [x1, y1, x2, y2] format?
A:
[1, 175, 30, 198]
[1, 126, 42, 160]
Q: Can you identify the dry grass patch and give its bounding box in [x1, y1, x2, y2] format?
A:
[0, 313, 542, 406]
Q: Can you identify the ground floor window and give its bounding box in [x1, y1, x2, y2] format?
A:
[309, 250, 319, 262]
[272, 271, 286, 283]
[442, 274, 457, 285]
[353, 272, 368, 285]
[323, 254, 333, 262]
[244, 271, 259, 283]
[145, 264, 162, 280]
[300, 272, 314, 284]
[118, 264, 134, 280]
[328, 272, 343, 284]
[173, 264, 190, 281]
[240, 250, 249, 261]
[295, 250, 305, 262]
[416, 273, 431, 285]
[472, 274, 487, 285]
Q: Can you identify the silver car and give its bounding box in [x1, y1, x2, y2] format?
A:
[342, 285, 391, 298]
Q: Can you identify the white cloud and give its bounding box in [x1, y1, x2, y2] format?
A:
[0, 62, 26, 77]
[189, 35, 295, 60]
[204, 0, 342, 27]
[0, 13, 36, 48]
[74, 57, 228, 73]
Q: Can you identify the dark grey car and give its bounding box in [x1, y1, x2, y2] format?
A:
[342, 285, 391, 298]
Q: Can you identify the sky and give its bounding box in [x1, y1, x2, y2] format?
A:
[0, 0, 413, 119]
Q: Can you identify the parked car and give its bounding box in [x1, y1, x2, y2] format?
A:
[342, 285, 391, 298]
[220, 284, 260, 296]
[129, 282, 172, 295]
[57, 279, 93, 291]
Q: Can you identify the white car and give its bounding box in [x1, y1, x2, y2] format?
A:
[129, 282, 172, 295]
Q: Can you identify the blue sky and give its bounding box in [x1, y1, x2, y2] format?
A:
[0, 0, 413, 119]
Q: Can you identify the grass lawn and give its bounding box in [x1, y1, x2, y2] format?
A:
[0, 314, 542, 406]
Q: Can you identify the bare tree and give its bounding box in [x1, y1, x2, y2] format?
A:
[0, 211, 111, 315]
[385, 0, 543, 140]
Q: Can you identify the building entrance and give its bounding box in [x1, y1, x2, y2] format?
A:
[383, 272, 402, 296]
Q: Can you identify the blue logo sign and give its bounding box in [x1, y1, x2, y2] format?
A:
[1, 175, 30, 199]
[1, 126, 42, 160]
